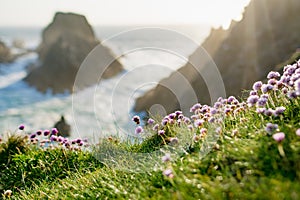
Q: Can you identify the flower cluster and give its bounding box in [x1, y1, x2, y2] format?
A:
[17, 124, 88, 151]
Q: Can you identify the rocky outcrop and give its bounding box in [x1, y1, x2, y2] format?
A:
[25, 12, 123, 93]
[0, 40, 12, 63]
[134, 0, 300, 115]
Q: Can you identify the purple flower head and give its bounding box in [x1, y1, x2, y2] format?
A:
[168, 113, 176, 119]
[190, 103, 202, 113]
[36, 130, 42, 136]
[194, 119, 204, 127]
[58, 136, 64, 143]
[274, 106, 286, 116]
[257, 97, 268, 107]
[265, 123, 278, 134]
[296, 129, 300, 136]
[261, 94, 269, 99]
[224, 107, 232, 114]
[51, 128, 58, 135]
[273, 132, 285, 142]
[158, 130, 165, 135]
[170, 137, 179, 145]
[132, 115, 140, 125]
[250, 90, 257, 96]
[163, 169, 173, 178]
[200, 128, 207, 135]
[214, 102, 222, 109]
[50, 135, 57, 142]
[287, 91, 297, 99]
[30, 133, 36, 139]
[227, 96, 236, 103]
[210, 108, 217, 115]
[78, 141, 84, 146]
[261, 84, 274, 93]
[208, 117, 215, 123]
[175, 110, 183, 116]
[76, 138, 82, 143]
[200, 105, 209, 114]
[135, 126, 143, 134]
[162, 153, 171, 162]
[43, 130, 50, 136]
[161, 119, 168, 126]
[18, 124, 25, 130]
[268, 79, 277, 86]
[264, 108, 275, 117]
[267, 71, 281, 80]
[247, 95, 259, 106]
[191, 115, 199, 120]
[152, 124, 159, 131]
[183, 117, 191, 124]
[253, 81, 263, 91]
[178, 114, 184, 119]
[256, 107, 266, 114]
[188, 125, 193, 131]
[147, 118, 155, 125]
[281, 87, 288, 94]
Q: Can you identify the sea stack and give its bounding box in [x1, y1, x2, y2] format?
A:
[25, 12, 123, 93]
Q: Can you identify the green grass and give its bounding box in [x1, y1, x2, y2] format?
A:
[1, 61, 300, 199]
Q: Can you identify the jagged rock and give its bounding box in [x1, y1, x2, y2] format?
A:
[54, 115, 71, 137]
[0, 40, 12, 63]
[25, 12, 123, 93]
[134, 0, 300, 115]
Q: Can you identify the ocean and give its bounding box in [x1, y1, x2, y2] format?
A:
[0, 25, 210, 141]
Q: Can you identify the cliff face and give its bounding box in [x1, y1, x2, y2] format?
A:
[134, 0, 300, 115]
[25, 12, 123, 93]
[0, 40, 12, 63]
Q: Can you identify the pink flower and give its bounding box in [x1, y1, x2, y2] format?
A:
[272, 132, 285, 142]
[162, 153, 171, 162]
[296, 129, 300, 136]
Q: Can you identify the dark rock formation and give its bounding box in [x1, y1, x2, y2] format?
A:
[134, 0, 300, 115]
[0, 40, 12, 63]
[54, 115, 71, 137]
[25, 12, 123, 93]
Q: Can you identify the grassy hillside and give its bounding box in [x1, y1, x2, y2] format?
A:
[1, 60, 300, 199]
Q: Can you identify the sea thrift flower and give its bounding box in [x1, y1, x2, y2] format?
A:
[4, 190, 12, 197]
[210, 108, 217, 115]
[18, 124, 25, 130]
[132, 115, 140, 124]
[162, 153, 171, 162]
[152, 124, 159, 131]
[163, 169, 174, 178]
[36, 130, 42, 136]
[295, 79, 300, 95]
[257, 97, 268, 107]
[194, 119, 204, 127]
[227, 96, 236, 103]
[273, 132, 285, 142]
[51, 128, 59, 135]
[268, 79, 277, 86]
[30, 133, 36, 139]
[147, 118, 154, 125]
[274, 106, 286, 116]
[175, 110, 182, 116]
[264, 108, 275, 117]
[296, 129, 300, 136]
[44, 130, 50, 136]
[208, 117, 215, 123]
[267, 71, 280, 79]
[247, 95, 259, 106]
[135, 126, 143, 134]
[161, 119, 168, 126]
[188, 125, 193, 131]
[253, 81, 263, 91]
[193, 134, 200, 142]
[50, 135, 57, 142]
[200, 128, 207, 135]
[183, 117, 191, 124]
[261, 84, 273, 93]
[214, 102, 222, 109]
[287, 91, 297, 99]
[168, 113, 176, 119]
[170, 137, 179, 145]
[215, 127, 222, 134]
[265, 123, 278, 134]
[158, 130, 165, 135]
[250, 90, 257, 96]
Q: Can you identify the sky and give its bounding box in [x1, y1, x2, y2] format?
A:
[0, 0, 251, 28]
